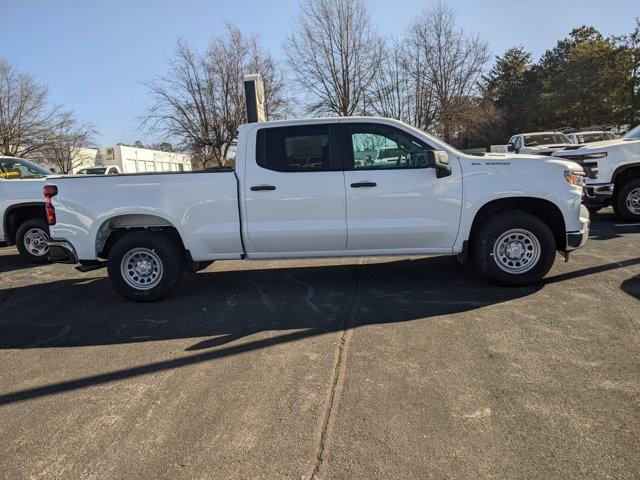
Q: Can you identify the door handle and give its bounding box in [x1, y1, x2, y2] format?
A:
[250, 185, 276, 191]
[350, 182, 377, 188]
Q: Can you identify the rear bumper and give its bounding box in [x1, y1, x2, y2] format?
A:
[47, 239, 78, 264]
[583, 182, 614, 206]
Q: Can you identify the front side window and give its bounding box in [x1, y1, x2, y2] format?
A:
[257, 125, 334, 172]
[0, 157, 50, 179]
[349, 124, 432, 170]
[514, 136, 522, 150]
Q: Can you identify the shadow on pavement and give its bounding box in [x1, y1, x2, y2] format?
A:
[0, 256, 541, 405]
[621, 274, 640, 301]
[588, 210, 640, 241]
[0, 252, 39, 274]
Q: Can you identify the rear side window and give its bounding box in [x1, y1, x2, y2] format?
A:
[257, 125, 335, 172]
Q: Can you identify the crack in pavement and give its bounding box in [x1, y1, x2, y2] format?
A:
[309, 258, 366, 480]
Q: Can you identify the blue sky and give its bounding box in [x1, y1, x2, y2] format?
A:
[1, 0, 638, 145]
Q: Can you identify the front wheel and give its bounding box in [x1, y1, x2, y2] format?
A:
[107, 231, 184, 302]
[472, 212, 556, 286]
[613, 178, 640, 221]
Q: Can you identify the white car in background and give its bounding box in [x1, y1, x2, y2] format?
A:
[566, 131, 618, 145]
[0, 156, 52, 263]
[491, 132, 574, 156]
[76, 165, 122, 175]
[555, 124, 640, 219]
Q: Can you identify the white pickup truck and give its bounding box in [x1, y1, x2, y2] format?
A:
[1, 156, 52, 263]
[44, 117, 590, 302]
[491, 132, 574, 156]
[554, 124, 640, 219]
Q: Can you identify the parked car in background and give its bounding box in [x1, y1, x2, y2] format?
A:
[555, 124, 640, 219]
[0, 156, 51, 263]
[567, 131, 618, 145]
[491, 132, 574, 156]
[45, 117, 589, 302]
[76, 165, 122, 175]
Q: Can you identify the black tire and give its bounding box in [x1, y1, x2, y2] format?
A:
[613, 178, 640, 221]
[107, 231, 184, 302]
[15, 217, 51, 264]
[472, 212, 556, 286]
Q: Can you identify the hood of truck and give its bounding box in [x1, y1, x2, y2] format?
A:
[558, 137, 640, 154]
[464, 153, 583, 172]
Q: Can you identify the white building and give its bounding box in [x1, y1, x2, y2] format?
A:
[96, 144, 192, 174]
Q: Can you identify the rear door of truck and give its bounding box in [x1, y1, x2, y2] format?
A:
[241, 123, 347, 256]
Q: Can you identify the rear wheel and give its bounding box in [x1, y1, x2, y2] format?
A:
[613, 178, 640, 221]
[472, 212, 556, 286]
[107, 231, 184, 302]
[15, 218, 50, 264]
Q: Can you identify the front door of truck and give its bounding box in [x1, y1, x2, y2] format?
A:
[341, 122, 462, 252]
[243, 123, 347, 255]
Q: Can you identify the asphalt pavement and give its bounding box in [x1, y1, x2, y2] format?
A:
[0, 208, 639, 479]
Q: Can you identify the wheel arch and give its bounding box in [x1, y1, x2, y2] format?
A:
[612, 163, 640, 187]
[95, 213, 187, 259]
[3, 202, 46, 246]
[469, 197, 567, 251]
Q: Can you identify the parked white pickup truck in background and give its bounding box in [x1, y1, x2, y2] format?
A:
[566, 130, 618, 145]
[491, 132, 574, 156]
[555, 124, 640, 219]
[0, 156, 52, 263]
[44, 117, 589, 302]
[76, 165, 122, 175]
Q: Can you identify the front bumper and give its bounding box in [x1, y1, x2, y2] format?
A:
[565, 204, 590, 251]
[47, 239, 78, 264]
[583, 182, 614, 206]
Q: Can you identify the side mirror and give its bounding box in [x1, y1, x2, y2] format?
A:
[426, 150, 451, 178]
[507, 143, 516, 152]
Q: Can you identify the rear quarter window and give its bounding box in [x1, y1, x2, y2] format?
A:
[256, 125, 338, 172]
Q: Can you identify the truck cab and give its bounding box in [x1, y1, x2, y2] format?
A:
[506, 132, 574, 156]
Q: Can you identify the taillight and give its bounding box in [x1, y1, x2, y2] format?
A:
[44, 185, 58, 225]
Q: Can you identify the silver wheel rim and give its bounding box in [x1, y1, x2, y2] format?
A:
[493, 228, 541, 274]
[625, 187, 640, 215]
[24, 228, 49, 257]
[120, 248, 163, 290]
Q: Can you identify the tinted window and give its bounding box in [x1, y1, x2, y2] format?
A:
[349, 124, 431, 170]
[257, 125, 334, 172]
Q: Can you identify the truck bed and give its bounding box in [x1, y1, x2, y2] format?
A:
[48, 171, 243, 261]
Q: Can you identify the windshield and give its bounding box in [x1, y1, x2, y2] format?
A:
[0, 157, 51, 179]
[623, 125, 640, 140]
[576, 133, 609, 144]
[523, 133, 571, 147]
[79, 167, 106, 174]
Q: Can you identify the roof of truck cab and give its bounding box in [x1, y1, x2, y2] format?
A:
[239, 116, 409, 129]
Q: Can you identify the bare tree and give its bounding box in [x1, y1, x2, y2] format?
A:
[0, 57, 69, 157]
[42, 115, 96, 173]
[141, 24, 289, 169]
[369, 39, 438, 130]
[284, 0, 383, 116]
[408, 2, 489, 142]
